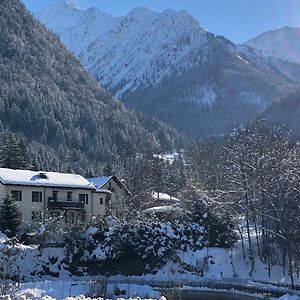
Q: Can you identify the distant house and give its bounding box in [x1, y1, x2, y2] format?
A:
[142, 192, 182, 220]
[152, 192, 181, 206]
[0, 168, 113, 230]
[142, 204, 183, 221]
[88, 175, 131, 217]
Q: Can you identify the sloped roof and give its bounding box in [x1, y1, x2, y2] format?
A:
[88, 176, 112, 189]
[0, 168, 95, 190]
[88, 175, 132, 195]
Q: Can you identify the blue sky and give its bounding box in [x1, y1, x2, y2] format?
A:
[22, 0, 300, 43]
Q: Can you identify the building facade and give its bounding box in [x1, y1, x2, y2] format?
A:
[88, 175, 131, 218]
[0, 168, 113, 230]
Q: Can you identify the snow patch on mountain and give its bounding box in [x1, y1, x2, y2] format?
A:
[244, 27, 300, 65]
[36, 3, 300, 102]
[34, 2, 300, 138]
[35, 5, 210, 96]
[239, 92, 266, 109]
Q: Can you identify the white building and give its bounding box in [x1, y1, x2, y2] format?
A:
[0, 168, 113, 229]
[88, 175, 131, 218]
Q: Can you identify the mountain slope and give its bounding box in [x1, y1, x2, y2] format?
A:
[36, 1, 300, 138]
[262, 90, 300, 137]
[245, 27, 300, 65]
[0, 0, 183, 173]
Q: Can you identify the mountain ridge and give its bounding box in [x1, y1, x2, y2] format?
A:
[244, 26, 300, 65]
[35, 2, 300, 138]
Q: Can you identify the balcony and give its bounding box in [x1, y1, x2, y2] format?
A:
[48, 197, 84, 210]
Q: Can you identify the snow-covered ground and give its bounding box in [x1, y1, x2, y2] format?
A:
[1, 226, 299, 299]
[6, 282, 300, 300]
[8, 281, 160, 300]
[278, 295, 300, 300]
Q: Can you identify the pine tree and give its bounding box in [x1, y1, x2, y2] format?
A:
[103, 161, 114, 176]
[0, 194, 21, 237]
[84, 168, 94, 178]
[0, 132, 28, 169]
[30, 158, 40, 171]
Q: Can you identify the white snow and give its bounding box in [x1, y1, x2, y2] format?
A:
[245, 26, 300, 65]
[277, 295, 300, 300]
[153, 152, 179, 164]
[1, 219, 299, 299]
[239, 92, 266, 109]
[143, 205, 178, 214]
[0, 168, 95, 189]
[35, 5, 208, 97]
[237, 54, 249, 64]
[13, 280, 160, 300]
[0, 231, 8, 243]
[152, 192, 180, 203]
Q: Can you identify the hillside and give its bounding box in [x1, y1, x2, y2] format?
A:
[262, 90, 300, 137]
[0, 0, 183, 173]
[36, 1, 300, 138]
[245, 26, 300, 65]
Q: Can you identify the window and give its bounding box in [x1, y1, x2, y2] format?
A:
[79, 193, 88, 204]
[32, 191, 42, 202]
[67, 192, 72, 201]
[52, 191, 58, 201]
[11, 190, 22, 202]
[100, 197, 103, 205]
[31, 211, 43, 222]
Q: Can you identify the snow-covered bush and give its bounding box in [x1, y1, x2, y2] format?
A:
[190, 193, 237, 248]
[65, 213, 237, 276]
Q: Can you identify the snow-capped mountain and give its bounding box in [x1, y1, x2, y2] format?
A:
[36, 1, 209, 97]
[35, 1, 300, 138]
[245, 27, 300, 65]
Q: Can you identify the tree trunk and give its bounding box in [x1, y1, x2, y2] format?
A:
[287, 240, 294, 289]
[237, 224, 246, 260]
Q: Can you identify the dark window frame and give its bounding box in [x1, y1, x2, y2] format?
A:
[79, 193, 88, 204]
[67, 191, 72, 201]
[11, 190, 22, 202]
[52, 191, 58, 201]
[32, 191, 42, 202]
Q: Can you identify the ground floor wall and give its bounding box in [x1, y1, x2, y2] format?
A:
[0, 184, 112, 230]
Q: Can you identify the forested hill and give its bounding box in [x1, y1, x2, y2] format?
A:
[0, 0, 183, 173]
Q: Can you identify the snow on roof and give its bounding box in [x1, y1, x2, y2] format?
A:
[0, 168, 95, 189]
[154, 152, 179, 164]
[143, 205, 180, 214]
[0, 231, 8, 243]
[152, 192, 180, 202]
[94, 189, 112, 194]
[88, 176, 112, 189]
